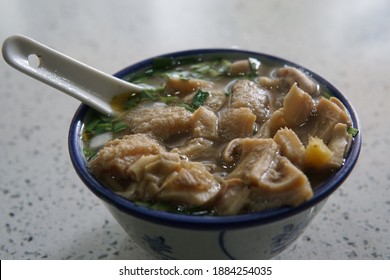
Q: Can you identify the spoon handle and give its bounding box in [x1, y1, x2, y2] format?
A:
[2, 35, 143, 116]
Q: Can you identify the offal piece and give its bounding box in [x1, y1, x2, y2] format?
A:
[191, 106, 219, 140]
[266, 83, 314, 136]
[227, 59, 252, 76]
[230, 79, 269, 123]
[123, 152, 221, 206]
[124, 105, 192, 140]
[203, 89, 227, 112]
[160, 160, 221, 206]
[183, 88, 226, 112]
[166, 77, 226, 112]
[219, 108, 256, 140]
[217, 138, 313, 214]
[276, 66, 318, 95]
[326, 123, 352, 169]
[282, 82, 314, 126]
[214, 179, 251, 216]
[259, 66, 318, 95]
[165, 77, 212, 96]
[173, 138, 215, 160]
[310, 97, 351, 143]
[89, 134, 165, 189]
[124, 152, 180, 201]
[248, 156, 313, 212]
[273, 128, 306, 168]
[266, 84, 351, 146]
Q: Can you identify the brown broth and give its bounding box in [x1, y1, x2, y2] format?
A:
[82, 57, 353, 215]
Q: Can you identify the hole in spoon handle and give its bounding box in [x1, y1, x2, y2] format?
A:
[28, 53, 41, 68]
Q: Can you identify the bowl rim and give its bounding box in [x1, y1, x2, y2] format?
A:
[68, 48, 362, 230]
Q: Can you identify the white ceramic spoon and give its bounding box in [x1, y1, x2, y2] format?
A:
[2, 35, 144, 116]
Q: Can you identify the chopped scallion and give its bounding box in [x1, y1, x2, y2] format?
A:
[347, 127, 359, 137]
[94, 123, 112, 134]
[140, 89, 159, 101]
[124, 96, 141, 109]
[159, 95, 178, 104]
[322, 88, 334, 99]
[113, 122, 128, 133]
[84, 119, 100, 132]
[83, 147, 97, 160]
[178, 103, 196, 112]
[191, 89, 209, 109]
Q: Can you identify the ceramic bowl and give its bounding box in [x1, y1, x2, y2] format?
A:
[68, 49, 362, 259]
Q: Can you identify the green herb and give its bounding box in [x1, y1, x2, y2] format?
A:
[84, 114, 115, 136]
[124, 95, 141, 109]
[218, 59, 232, 74]
[159, 95, 179, 104]
[191, 89, 209, 109]
[178, 103, 196, 112]
[178, 89, 210, 112]
[84, 118, 101, 132]
[113, 122, 128, 133]
[123, 88, 163, 110]
[322, 88, 334, 99]
[191, 64, 210, 74]
[134, 200, 177, 212]
[83, 147, 97, 161]
[347, 127, 359, 137]
[94, 123, 112, 134]
[188, 59, 232, 78]
[150, 201, 177, 212]
[140, 89, 159, 101]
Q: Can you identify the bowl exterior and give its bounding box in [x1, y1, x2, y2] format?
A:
[105, 200, 325, 259]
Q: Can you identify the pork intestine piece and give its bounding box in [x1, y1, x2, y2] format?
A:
[171, 138, 215, 160]
[273, 127, 306, 168]
[122, 152, 221, 207]
[217, 138, 313, 214]
[282, 82, 314, 127]
[310, 97, 352, 144]
[327, 123, 352, 169]
[260, 66, 318, 96]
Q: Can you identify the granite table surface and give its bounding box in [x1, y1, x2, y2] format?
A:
[1, 0, 389, 260]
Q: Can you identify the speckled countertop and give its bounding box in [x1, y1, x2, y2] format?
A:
[1, 0, 389, 260]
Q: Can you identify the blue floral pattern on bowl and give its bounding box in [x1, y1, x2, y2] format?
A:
[142, 234, 176, 259]
[270, 209, 313, 254]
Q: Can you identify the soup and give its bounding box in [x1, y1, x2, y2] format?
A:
[81, 56, 357, 215]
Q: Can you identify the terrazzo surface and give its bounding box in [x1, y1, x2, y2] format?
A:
[1, 0, 389, 259]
